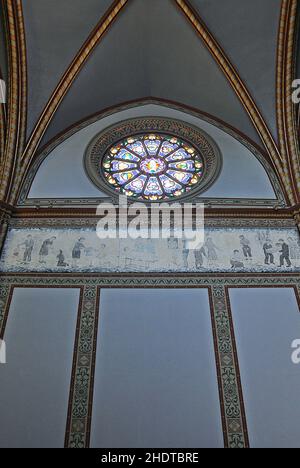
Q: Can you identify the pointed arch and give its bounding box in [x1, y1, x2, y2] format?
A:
[277, 0, 299, 204]
[0, 79, 6, 163]
[0, 0, 8, 160]
[174, 0, 292, 200]
[16, 98, 287, 208]
[12, 0, 129, 205]
[0, 0, 27, 202]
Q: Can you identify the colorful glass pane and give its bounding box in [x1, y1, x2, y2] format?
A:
[144, 177, 163, 196]
[144, 139, 161, 155]
[110, 161, 137, 172]
[102, 133, 204, 200]
[115, 149, 140, 162]
[167, 170, 193, 184]
[140, 158, 166, 174]
[166, 149, 190, 162]
[169, 160, 195, 171]
[125, 175, 147, 193]
[127, 141, 147, 156]
[160, 174, 182, 193]
[113, 170, 139, 185]
[159, 141, 179, 157]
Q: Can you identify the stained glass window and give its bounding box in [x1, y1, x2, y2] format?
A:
[102, 134, 204, 201]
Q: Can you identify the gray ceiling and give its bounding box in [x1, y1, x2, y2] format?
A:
[22, 0, 112, 137]
[14, 0, 299, 149]
[40, 0, 261, 148]
[189, 0, 282, 141]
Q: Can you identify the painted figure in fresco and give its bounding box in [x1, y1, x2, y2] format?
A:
[84, 247, 97, 267]
[167, 237, 180, 268]
[72, 238, 87, 266]
[263, 238, 275, 265]
[239, 235, 252, 259]
[204, 237, 219, 264]
[96, 243, 113, 269]
[256, 231, 268, 247]
[230, 250, 244, 269]
[287, 237, 300, 261]
[122, 246, 133, 270]
[39, 236, 56, 264]
[57, 250, 69, 267]
[135, 238, 147, 253]
[194, 246, 207, 269]
[18, 235, 35, 263]
[182, 239, 190, 269]
[278, 239, 292, 268]
[168, 237, 179, 250]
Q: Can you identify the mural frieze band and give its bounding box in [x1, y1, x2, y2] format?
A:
[1, 226, 300, 274]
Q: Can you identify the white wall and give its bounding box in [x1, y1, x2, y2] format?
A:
[91, 288, 224, 448]
[29, 105, 276, 200]
[230, 287, 300, 448]
[0, 288, 80, 448]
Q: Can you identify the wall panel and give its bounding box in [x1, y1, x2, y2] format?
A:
[91, 288, 223, 448]
[229, 287, 300, 448]
[0, 288, 80, 448]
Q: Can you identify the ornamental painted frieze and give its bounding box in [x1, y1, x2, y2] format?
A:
[0, 227, 300, 273]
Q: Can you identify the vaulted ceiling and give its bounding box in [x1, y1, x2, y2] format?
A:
[0, 0, 299, 207]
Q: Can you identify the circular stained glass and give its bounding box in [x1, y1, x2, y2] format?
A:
[84, 118, 222, 202]
[101, 134, 204, 201]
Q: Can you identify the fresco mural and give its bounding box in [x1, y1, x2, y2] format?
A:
[0, 227, 300, 274]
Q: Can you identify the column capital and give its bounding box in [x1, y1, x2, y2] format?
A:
[0, 202, 13, 254]
[293, 206, 300, 230]
[0, 201, 13, 218]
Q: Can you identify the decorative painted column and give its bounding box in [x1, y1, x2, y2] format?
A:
[0, 203, 12, 256]
[65, 285, 100, 449]
[210, 285, 249, 448]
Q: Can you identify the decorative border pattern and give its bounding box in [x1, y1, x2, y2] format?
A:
[1, 273, 300, 287]
[14, 0, 27, 161]
[8, 216, 297, 230]
[65, 286, 100, 449]
[0, 204, 12, 255]
[84, 117, 223, 202]
[0, 9, 6, 158]
[0, 274, 299, 448]
[211, 285, 249, 448]
[0, 101, 6, 164]
[0, 282, 11, 339]
[0, 0, 17, 201]
[0, 0, 27, 204]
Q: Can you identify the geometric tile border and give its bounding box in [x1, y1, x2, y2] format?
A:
[211, 285, 249, 448]
[64, 286, 100, 448]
